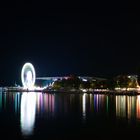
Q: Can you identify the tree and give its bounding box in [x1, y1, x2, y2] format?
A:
[114, 75, 132, 89]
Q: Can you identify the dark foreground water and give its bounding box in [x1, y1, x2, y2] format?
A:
[0, 92, 140, 140]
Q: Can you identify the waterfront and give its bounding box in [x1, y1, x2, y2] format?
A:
[1, 92, 140, 139]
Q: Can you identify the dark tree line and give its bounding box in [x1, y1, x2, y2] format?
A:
[52, 75, 139, 91]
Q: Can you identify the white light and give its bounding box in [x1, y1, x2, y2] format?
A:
[20, 92, 36, 136]
[21, 63, 36, 89]
[82, 93, 86, 121]
[82, 78, 87, 82]
[27, 71, 32, 82]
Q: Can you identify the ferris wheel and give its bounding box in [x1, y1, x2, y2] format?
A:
[21, 63, 36, 89]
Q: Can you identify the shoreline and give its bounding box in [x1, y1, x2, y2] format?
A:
[1, 87, 140, 95]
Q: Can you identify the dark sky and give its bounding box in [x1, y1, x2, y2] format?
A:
[0, 1, 138, 86]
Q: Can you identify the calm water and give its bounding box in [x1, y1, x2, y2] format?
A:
[0, 92, 140, 140]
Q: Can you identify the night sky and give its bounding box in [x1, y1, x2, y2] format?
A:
[0, 2, 138, 86]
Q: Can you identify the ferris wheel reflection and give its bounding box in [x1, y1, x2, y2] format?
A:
[20, 92, 36, 137]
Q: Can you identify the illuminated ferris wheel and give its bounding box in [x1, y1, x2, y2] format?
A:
[21, 63, 36, 89]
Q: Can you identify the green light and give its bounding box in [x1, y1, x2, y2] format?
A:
[0, 93, 2, 110]
[106, 96, 108, 114]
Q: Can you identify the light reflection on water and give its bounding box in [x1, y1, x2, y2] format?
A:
[137, 96, 140, 120]
[20, 92, 36, 136]
[36, 93, 55, 118]
[116, 96, 127, 118]
[0, 93, 2, 110]
[82, 93, 86, 121]
[115, 95, 138, 120]
[1, 92, 140, 137]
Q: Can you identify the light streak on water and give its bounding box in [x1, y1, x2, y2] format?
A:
[82, 93, 86, 121]
[20, 92, 36, 136]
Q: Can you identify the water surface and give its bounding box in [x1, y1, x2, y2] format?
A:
[0, 92, 140, 139]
